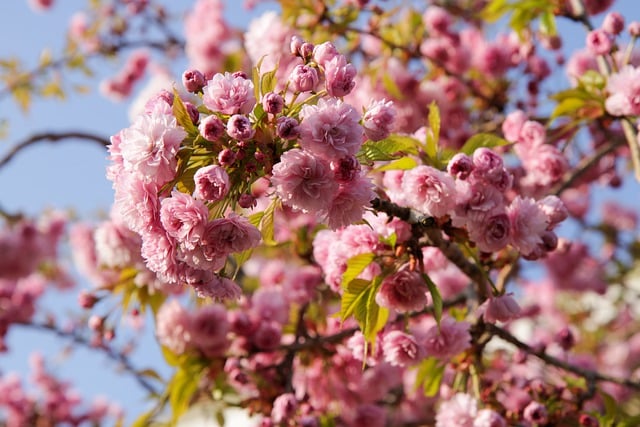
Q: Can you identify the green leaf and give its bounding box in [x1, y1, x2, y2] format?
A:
[460, 133, 510, 156]
[423, 273, 443, 326]
[358, 135, 419, 162]
[481, 0, 510, 22]
[342, 252, 376, 289]
[259, 198, 278, 246]
[413, 357, 445, 397]
[372, 156, 418, 172]
[172, 87, 198, 136]
[131, 411, 154, 427]
[169, 365, 202, 422]
[381, 72, 404, 100]
[260, 67, 278, 96]
[361, 284, 388, 343]
[579, 70, 606, 90]
[539, 10, 557, 36]
[340, 278, 371, 321]
[426, 101, 440, 159]
[551, 98, 586, 120]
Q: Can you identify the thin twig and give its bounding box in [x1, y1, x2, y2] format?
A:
[16, 320, 161, 396]
[0, 131, 110, 169]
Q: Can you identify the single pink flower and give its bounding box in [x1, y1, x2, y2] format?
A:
[202, 72, 256, 115]
[375, 269, 428, 313]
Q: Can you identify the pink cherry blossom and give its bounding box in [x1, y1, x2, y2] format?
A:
[271, 148, 338, 214]
[160, 191, 209, 249]
[202, 72, 256, 115]
[382, 331, 421, 367]
[402, 165, 456, 218]
[156, 299, 192, 354]
[299, 98, 364, 161]
[193, 165, 230, 202]
[605, 65, 640, 116]
[421, 317, 471, 360]
[478, 294, 521, 323]
[362, 99, 396, 141]
[507, 196, 549, 256]
[325, 177, 375, 229]
[375, 269, 428, 313]
[435, 393, 477, 427]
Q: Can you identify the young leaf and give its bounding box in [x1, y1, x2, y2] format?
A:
[426, 101, 440, 159]
[460, 133, 510, 156]
[413, 357, 445, 397]
[169, 366, 201, 423]
[358, 135, 419, 162]
[372, 156, 418, 172]
[423, 273, 443, 326]
[172, 87, 198, 136]
[342, 252, 376, 288]
[260, 67, 278, 96]
[340, 278, 371, 321]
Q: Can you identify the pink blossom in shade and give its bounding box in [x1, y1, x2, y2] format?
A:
[159, 191, 209, 249]
[467, 209, 510, 253]
[325, 177, 376, 229]
[251, 288, 289, 324]
[298, 98, 364, 161]
[382, 331, 421, 367]
[586, 29, 613, 56]
[363, 99, 396, 141]
[189, 214, 261, 266]
[187, 271, 242, 300]
[276, 116, 300, 140]
[198, 114, 225, 142]
[324, 55, 357, 97]
[351, 404, 386, 427]
[544, 241, 607, 294]
[362, 211, 412, 244]
[182, 69, 206, 93]
[422, 317, 471, 360]
[193, 164, 230, 202]
[271, 393, 298, 424]
[262, 92, 284, 115]
[447, 153, 474, 180]
[478, 294, 521, 323]
[271, 148, 338, 214]
[501, 110, 527, 142]
[252, 321, 282, 350]
[402, 165, 456, 218]
[537, 195, 568, 228]
[473, 409, 507, 427]
[471, 148, 504, 182]
[331, 155, 361, 183]
[375, 269, 428, 313]
[605, 65, 640, 116]
[118, 103, 187, 185]
[522, 144, 569, 187]
[506, 196, 549, 255]
[190, 304, 230, 357]
[156, 299, 192, 354]
[435, 393, 477, 427]
[523, 401, 548, 424]
[290, 64, 320, 93]
[202, 72, 256, 115]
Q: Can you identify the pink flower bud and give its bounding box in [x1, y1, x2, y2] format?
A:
[88, 315, 103, 331]
[238, 194, 257, 209]
[226, 114, 255, 141]
[629, 21, 640, 37]
[478, 294, 521, 323]
[313, 41, 339, 67]
[523, 401, 548, 425]
[602, 12, 624, 35]
[218, 148, 236, 166]
[276, 116, 300, 140]
[290, 64, 319, 92]
[290, 35, 304, 56]
[78, 290, 98, 309]
[199, 115, 225, 142]
[182, 69, 205, 93]
[300, 42, 314, 59]
[262, 92, 284, 115]
[447, 153, 474, 179]
[363, 99, 396, 141]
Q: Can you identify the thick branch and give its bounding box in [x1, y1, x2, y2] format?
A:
[0, 131, 110, 169]
[371, 198, 489, 300]
[486, 324, 640, 392]
[17, 320, 160, 396]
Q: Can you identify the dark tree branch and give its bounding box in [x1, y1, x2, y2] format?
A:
[371, 198, 489, 300]
[486, 323, 640, 392]
[0, 131, 110, 169]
